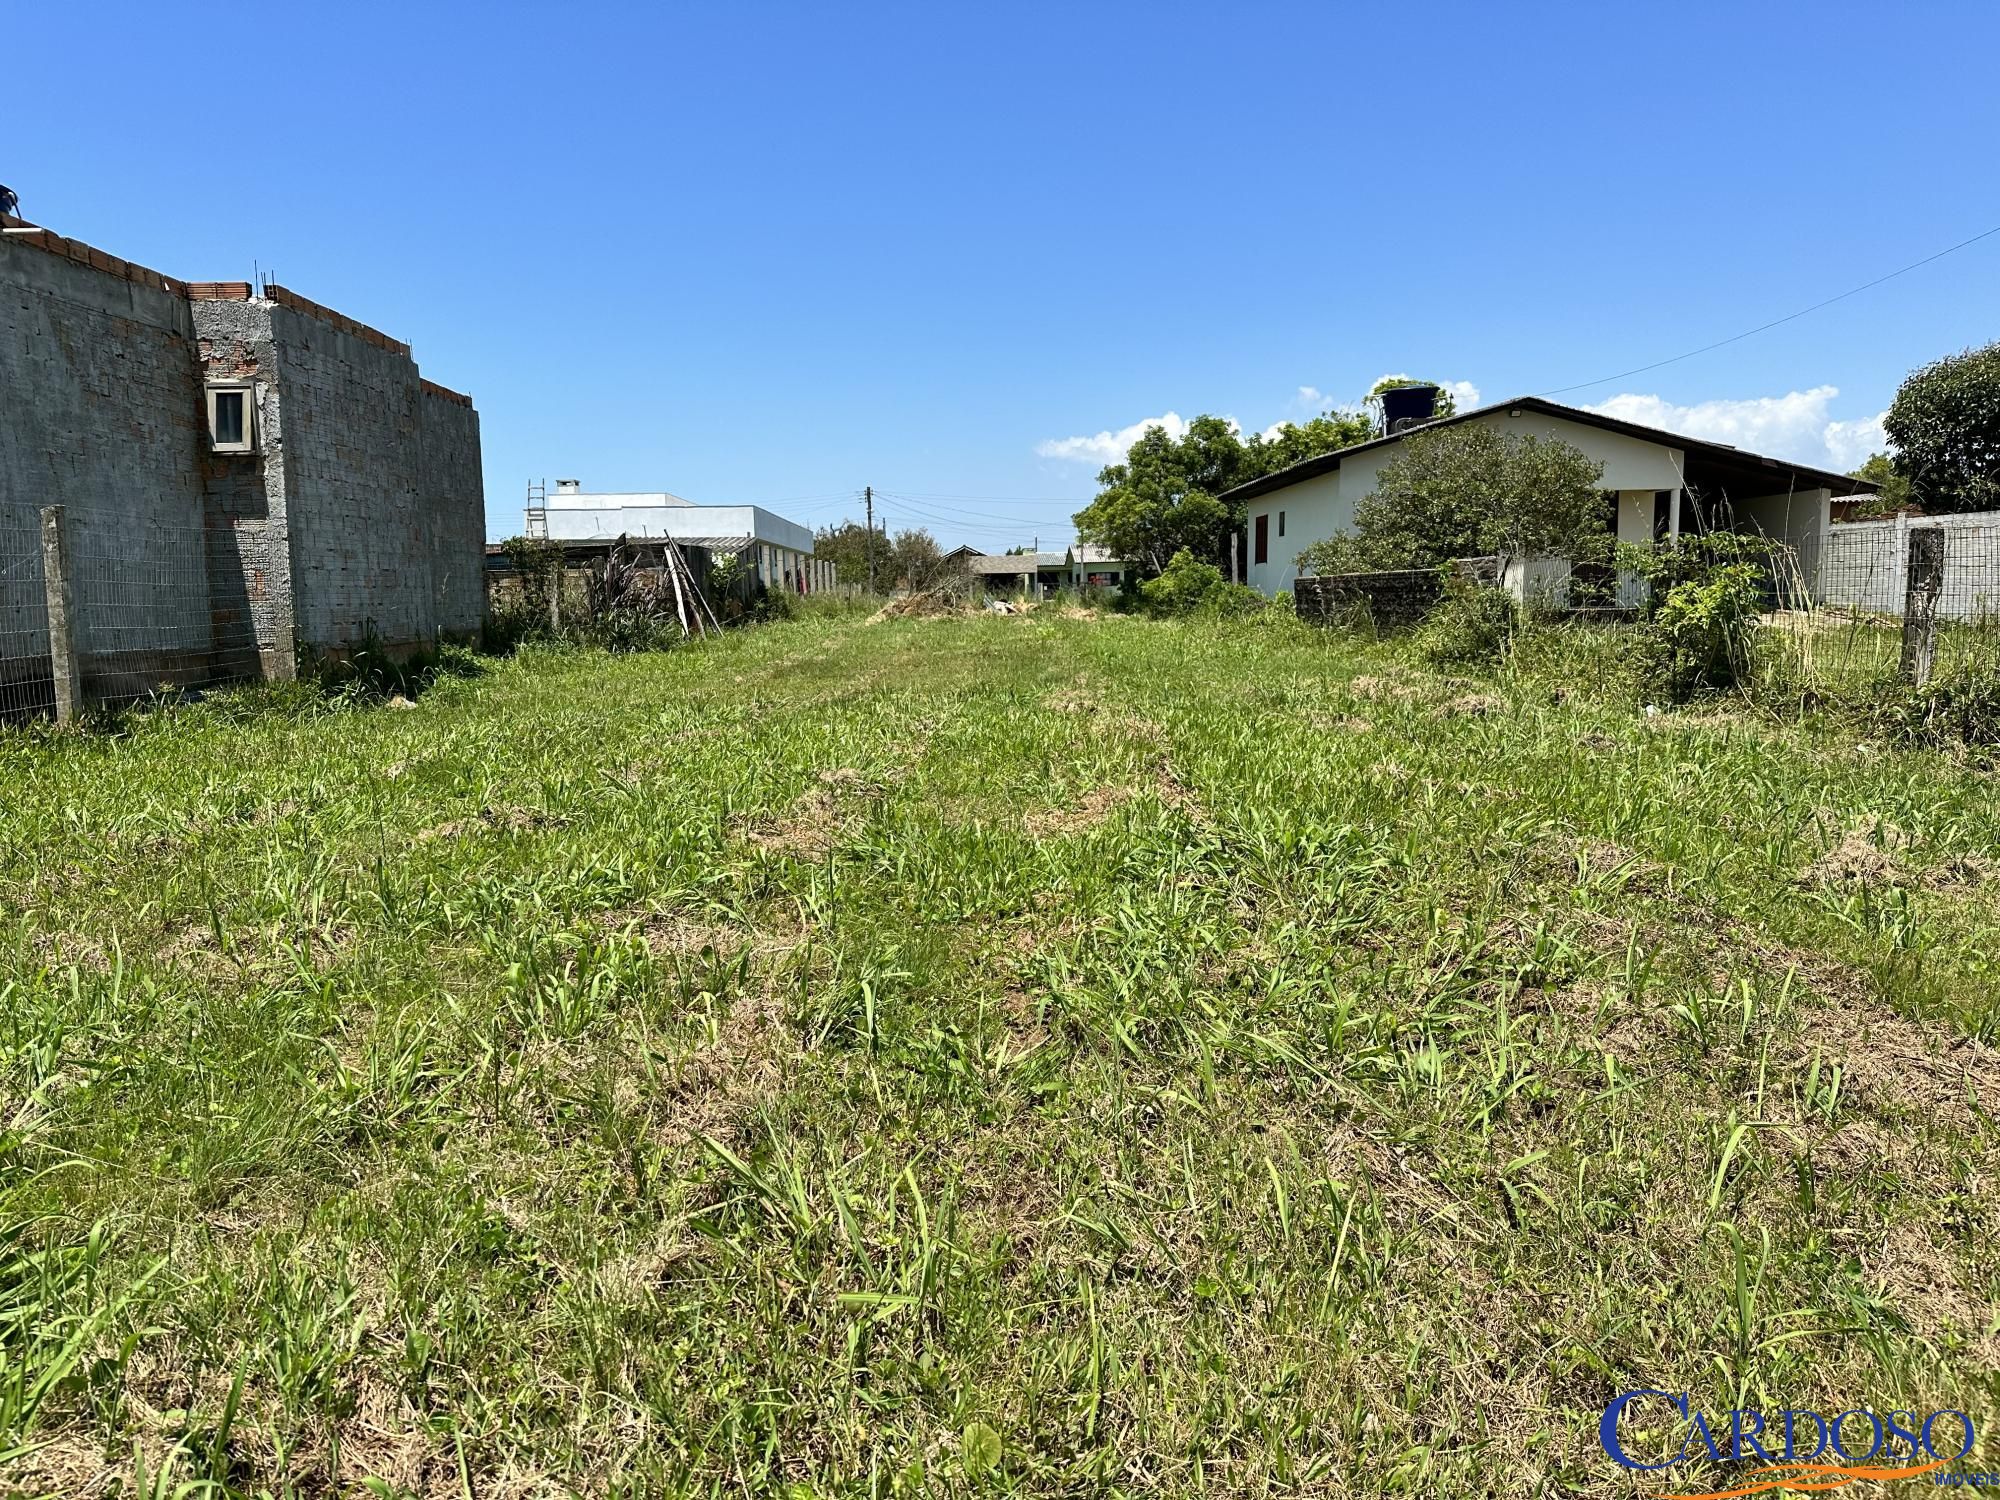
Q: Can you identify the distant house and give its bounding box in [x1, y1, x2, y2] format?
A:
[528, 479, 831, 593]
[966, 546, 1136, 597]
[1070, 545, 1132, 588]
[1221, 394, 1877, 606]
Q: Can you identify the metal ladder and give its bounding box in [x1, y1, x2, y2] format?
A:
[525, 479, 548, 539]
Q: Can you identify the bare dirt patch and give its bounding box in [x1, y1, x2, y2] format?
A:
[1439, 691, 1506, 719]
[1925, 852, 1998, 892]
[607, 907, 790, 962]
[1025, 783, 1133, 837]
[1042, 686, 1100, 714]
[1800, 819, 1910, 888]
[743, 766, 885, 859]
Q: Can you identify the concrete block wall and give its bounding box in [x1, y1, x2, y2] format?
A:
[1294, 569, 1446, 628]
[0, 229, 214, 694]
[265, 298, 434, 652]
[420, 382, 486, 639]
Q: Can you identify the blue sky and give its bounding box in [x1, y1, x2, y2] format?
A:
[12, 1, 1999, 549]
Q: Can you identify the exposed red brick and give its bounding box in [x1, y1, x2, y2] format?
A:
[186, 282, 253, 301]
[263, 283, 412, 357]
[0, 212, 190, 297]
[420, 377, 474, 408]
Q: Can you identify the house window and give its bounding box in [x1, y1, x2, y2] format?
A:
[1253, 514, 1270, 566]
[1278, 510, 1286, 538]
[207, 383, 256, 453]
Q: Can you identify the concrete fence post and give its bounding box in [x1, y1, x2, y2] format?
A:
[39, 505, 81, 724]
[1900, 526, 1945, 686]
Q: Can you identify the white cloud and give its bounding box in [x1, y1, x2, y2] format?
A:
[1585, 387, 1887, 471]
[1035, 410, 1192, 465]
[1823, 412, 1890, 469]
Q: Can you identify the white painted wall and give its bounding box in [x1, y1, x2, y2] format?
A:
[1243, 408, 1689, 598]
[544, 501, 814, 555]
[1734, 489, 1830, 606]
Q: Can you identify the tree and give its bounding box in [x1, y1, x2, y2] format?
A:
[1883, 342, 2000, 514]
[1072, 407, 1373, 576]
[1243, 409, 1376, 475]
[1299, 424, 1607, 572]
[886, 527, 946, 589]
[814, 520, 880, 586]
[1849, 452, 1913, 517]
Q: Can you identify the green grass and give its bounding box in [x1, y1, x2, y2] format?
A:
[2, 611, 1998, 1497]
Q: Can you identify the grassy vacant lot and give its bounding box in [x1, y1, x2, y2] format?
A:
[3, 608, 1998, 1497]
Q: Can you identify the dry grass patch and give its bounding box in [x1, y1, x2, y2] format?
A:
[1800, 817, 1911, 888]
[743, 766, 884, 858]
[1024, 783, 1133, 837]
[417, 804, 566, 841]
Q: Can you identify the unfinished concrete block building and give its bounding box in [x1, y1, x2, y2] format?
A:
[0, 213, 485, 711]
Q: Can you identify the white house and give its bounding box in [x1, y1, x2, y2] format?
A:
[531, 479, 829, 593]
[1223, 396, 1877, 605]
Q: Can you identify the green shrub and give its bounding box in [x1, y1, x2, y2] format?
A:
[1620, 535, 1770, 699]
[1138, 549, 1265, 618]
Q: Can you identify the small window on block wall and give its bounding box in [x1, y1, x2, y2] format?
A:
[207, 383, 256, 453]
[1278, 510, 1286, 538]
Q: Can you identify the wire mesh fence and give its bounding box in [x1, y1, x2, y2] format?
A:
[1791, 513, 2000, 689]
[0, 501, 270, 723]
[1817, 513, 2000, 622]
[0, 511, 54, 720]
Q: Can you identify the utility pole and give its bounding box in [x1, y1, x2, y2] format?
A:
[865, 486, 876, 592]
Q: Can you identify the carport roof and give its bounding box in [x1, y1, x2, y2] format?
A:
[1220, 395, 1880, 505]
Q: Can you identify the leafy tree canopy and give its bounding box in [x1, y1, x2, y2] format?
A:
[812, 521, 951, 590]
[814, 520, 879, 586]
[1848, 452, 1914, 517]
[1072, 407, 1374, 575]
[1297, 425, 1607, 574]
[1883, 342, 2000, 514]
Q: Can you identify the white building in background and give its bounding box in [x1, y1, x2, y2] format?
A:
[529, 479, 829, 593]
[1222, 395, 1878, 606]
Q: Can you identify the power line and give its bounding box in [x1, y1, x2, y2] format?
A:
[875, 488, 1094, 504]
[1536, 219, 2000, 398]
[871, 498, 1050, 529]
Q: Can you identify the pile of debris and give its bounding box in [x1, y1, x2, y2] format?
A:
[866, 572, 983, 622]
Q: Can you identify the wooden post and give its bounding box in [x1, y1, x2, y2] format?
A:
[1900, 526, 1945, 686]
[548, 556, 562, 634]
[39, 505, 80, 724]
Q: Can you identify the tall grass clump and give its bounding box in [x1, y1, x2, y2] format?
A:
[1413, 573, 1521, 670]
